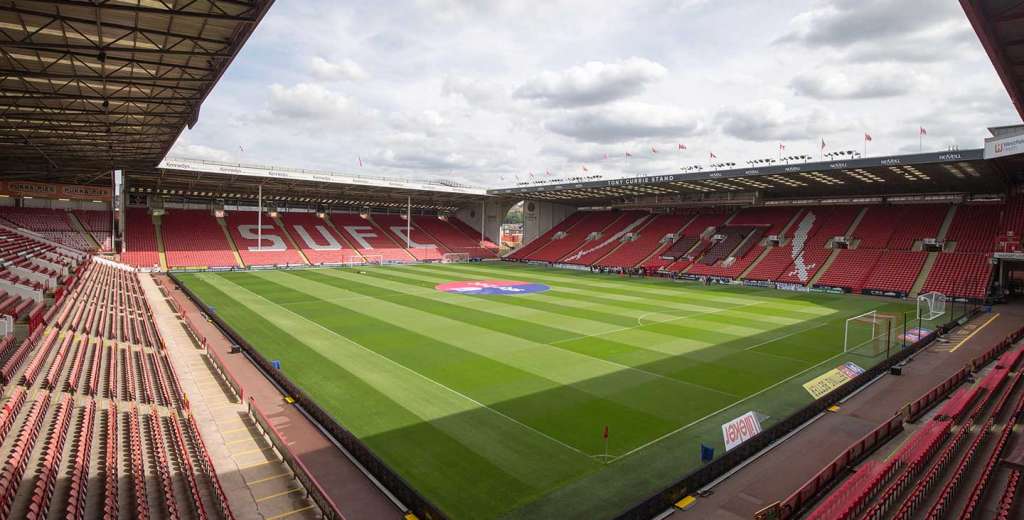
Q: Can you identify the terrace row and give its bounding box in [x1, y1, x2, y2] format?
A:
[507, 199, 1015, 300]
[122, 208, 498, 269]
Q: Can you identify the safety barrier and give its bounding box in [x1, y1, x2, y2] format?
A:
[248, 398, 347, 520]
[176, 305, 244, 402]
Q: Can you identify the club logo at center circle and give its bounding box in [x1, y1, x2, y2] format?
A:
[434, 279, 550, 295]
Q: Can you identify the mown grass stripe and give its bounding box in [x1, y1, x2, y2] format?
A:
[289, 270, 741, 410]
[180, 274, 571, 519]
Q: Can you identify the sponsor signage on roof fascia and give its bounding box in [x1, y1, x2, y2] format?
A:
[158, 158, 488, 195]
[489, 149, 985, 195]
[984, 134, 1024, 159]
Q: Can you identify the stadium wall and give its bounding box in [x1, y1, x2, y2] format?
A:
[169, 273, 448, 520]
[518, 200, 577, 248]
[454, 199, 513, 244]
[612, 305, 983, 520]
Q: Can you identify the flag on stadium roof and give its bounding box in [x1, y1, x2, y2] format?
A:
[779, 143, 785, 151]
[603, 153, 608, 160]
[625, 152, 632, 157]
[651, 146, 657, 153]
[358, 157, 363, 167]
[919, 126, 927, 135]
[582, 165, 589, 172]
[864, 133, 872, 141]
[709, 151, 716, 159]
[820, 138, 826, 150]
[678, 143, 686, 150]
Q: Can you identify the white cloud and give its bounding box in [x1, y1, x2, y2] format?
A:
[716, 100, 847, 142]
[777, 0, 971, 63]
[515, 57, 667, 107]
[310, 56, 369, 81]
[267, 83, 354, 120]
[545, 102, 703, 143]
[169, 0, 1016, 187]
[790, 66, 929, 100]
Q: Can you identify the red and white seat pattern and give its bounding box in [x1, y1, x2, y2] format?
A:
[331, 213, 414, 262]
[280, 212, 359, 265]
[225, 212, 305, 266]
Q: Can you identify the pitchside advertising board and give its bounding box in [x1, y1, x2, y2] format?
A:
[802, 362, 865, 400]
[721, 411, 763, 452]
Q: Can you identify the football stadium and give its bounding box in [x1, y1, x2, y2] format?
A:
[2, 1, 1024, 520]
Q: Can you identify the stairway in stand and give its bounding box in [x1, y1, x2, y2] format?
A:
[216, 217, 246, 268]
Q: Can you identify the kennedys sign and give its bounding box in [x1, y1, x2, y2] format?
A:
[721, 411, 762, 451]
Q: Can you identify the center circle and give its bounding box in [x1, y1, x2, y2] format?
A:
[435, 279, 550, 295]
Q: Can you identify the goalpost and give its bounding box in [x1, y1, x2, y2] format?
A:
[442, 252, 470, 263]
[917, 291, 947, 322]
[844, 310, 894, 357]
[344, 255, 383, 267]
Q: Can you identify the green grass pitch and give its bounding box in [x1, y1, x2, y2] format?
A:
[176, 262, 919, 519]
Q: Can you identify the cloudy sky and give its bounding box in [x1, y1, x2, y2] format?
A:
[170, 0, 1020, 187]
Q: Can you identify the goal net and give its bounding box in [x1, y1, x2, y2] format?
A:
[442, 252, 470, 264]
[844, 311, 894, 357]
[344, 255, 383, 267]
[917, 291, 947, 322]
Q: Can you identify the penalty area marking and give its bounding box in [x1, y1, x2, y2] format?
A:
[610, 348, 852, 462]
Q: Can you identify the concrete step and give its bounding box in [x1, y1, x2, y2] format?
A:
[807, 248, 841, 287]
[67, 212, 100, 250]
[738, 246, 773, 280]
[272, 215, 311, 265]
[910, 251, 939, 297]
[153, 214, 168, 271]
[322, 216, 366, 262]
[216, 217, 246, 268]
[936, 205, 958, 241]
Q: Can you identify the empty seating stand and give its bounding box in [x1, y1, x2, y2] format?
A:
[162, 209, 238, 268]
[0, 207, 90, 251]
[0, 256, 234, 519]
[226, 211, 305, 266]
[946, 204, 1001, 252]
[507, 212, 584, 260]
[121, 208, 160, 268]
[414, 215, 497, 258]
[922, 253, 994, 300]
[331, 213, 414, 262]
[280, 212, 359, 265]
[527, 211, 630, 263]
[598, 214, 693, 268]
[374, 214, 447, 260]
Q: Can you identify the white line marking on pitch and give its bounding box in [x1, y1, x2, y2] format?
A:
[218, 276, 595, 459]
[614, 348, 852, 461]
[551, 299, 772, 346]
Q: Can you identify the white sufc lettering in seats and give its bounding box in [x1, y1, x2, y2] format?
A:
[238, 225, 286, 251]
[292, 225, 342, 250]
